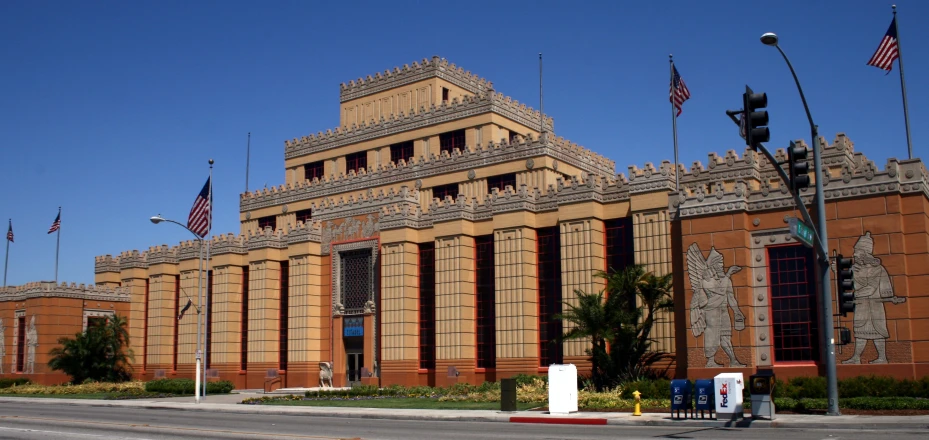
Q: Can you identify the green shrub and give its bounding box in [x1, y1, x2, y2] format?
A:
[511, 374, 547, 387]
[620, 378, 671, 399]
[0, 378, 31, 389]
[145, 379, 234, 395]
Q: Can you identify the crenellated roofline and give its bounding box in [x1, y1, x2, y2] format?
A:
[246, 132, 616, 212]
[339, 56, 493, 103]
[285, 91, 554, 160]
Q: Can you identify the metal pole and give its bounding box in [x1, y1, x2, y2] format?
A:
[203, 159, 213, 399]
[539, 53, 544, 134]
[245, 133, 251, 192]
[772, 43, 839, 416]
[3, 220, 10, 287]
[670, 55, 681, 194]
[892, 5, 913, 159]
[54, 207, 61, 283]
[195, 237, 203, 404]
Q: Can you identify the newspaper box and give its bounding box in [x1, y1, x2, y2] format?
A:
[547, 364, 578, 414]
[714, 373, 744, 421]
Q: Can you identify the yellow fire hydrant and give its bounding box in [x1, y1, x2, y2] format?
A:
[632, 390, 642, 416]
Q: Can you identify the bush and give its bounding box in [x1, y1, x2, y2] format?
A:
[0, 378, 30, 389]
[0, 381, 146, 395]
[48, 315, 133, 383]
[620, 378, 671, 399]
[145, 379, 235, 395]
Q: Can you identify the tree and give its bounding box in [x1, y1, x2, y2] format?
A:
[48, 314, 133, 383]
[557, 265, 675, 391]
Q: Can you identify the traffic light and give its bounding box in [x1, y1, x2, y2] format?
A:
[743, 85, 770, 149]
[836, 254, 855, 316]
[787, 141, 810, 192]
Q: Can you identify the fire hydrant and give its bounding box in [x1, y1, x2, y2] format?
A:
[632, 390, 642, 416]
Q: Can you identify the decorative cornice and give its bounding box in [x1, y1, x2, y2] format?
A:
[244, 133, 615, 212]
[339, 56, 493, 103]
[246, 228, 288, 251]
[0, 282, 130, 303]
[285, 91, 554, 160]
[117, 250, 147, 270]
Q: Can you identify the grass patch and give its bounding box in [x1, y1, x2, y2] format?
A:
[262, 397, 540, 410]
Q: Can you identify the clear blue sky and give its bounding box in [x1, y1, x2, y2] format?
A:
[1, 0, 926, 285]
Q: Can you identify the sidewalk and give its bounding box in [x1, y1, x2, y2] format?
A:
[1, 395, 927, 431]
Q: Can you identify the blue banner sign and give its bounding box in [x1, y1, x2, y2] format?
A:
[344, 317, 364, 337]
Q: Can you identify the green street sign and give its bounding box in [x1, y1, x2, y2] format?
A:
[788, 217, 815, 248]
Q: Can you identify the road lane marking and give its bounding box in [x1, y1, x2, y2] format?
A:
[0, 416, 361, 440]
[0, 425, 156, 440]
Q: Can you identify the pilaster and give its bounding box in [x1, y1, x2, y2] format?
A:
[494, 227, 538, 372]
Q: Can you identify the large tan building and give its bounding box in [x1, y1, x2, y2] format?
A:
[2, 56, 927, 388]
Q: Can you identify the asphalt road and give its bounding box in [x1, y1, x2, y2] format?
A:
[0, 402, 925, 440]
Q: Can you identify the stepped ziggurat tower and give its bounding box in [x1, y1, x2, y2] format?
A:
[3, 56, 929, 388]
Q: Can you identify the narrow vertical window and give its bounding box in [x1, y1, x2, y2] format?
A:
[16, 317, 25, 372]
[173, 274, 180, 371]
[206, 270, 213, 369]
[279, 261, 289, 371]
[475, 235, 496, 368]
[538, 227, 563, 366]
[768, 245, 819, 363]
[605, 218, 636, 311]
[442, 87, 450, 102]
[241, 266, 249, 371]
[418, 243, 436, 370]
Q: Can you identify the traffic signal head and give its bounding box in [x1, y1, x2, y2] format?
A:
[787, 141, 810, 192]
[743, 85, 770, 149]
[836, 255, 855, 316]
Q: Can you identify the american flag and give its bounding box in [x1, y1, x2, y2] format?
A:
[48, 212, 60, 234]
[670, 65, 691, 116]
[187, 177, 212, 238]
[6, 220, 12, 243]
[867, 17, 899, 72]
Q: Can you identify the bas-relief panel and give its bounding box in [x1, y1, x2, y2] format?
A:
[686, 243, 746, 368]
[321, 214, 380, 254]
[840, 232, 907, 365]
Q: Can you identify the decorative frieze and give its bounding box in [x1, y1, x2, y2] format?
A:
[0, 281, 130, 303]
[244, 133, 614, 212]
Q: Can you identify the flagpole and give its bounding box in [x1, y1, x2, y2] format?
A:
[245, 133, 251, 193]
[670, 55, 681, 194]
[892, 5, 913, 159]
[4, 219, 10, 287]
[203, 159, 213, 399]
[539, 53, 544, 134]
[54, 207, 61, 283]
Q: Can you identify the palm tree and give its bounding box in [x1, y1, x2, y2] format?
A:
[48, 314, 133, 383]
[556, 289, 615, 391]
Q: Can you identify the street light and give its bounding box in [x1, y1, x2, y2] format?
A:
[761, 32, 840, 416]
[151, 214, 206, 404]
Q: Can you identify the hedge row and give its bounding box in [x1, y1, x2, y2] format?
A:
[0, 378, 30, 389]
[145, 379, 235, 395]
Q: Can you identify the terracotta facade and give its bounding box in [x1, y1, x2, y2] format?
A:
[2, 56, 927, 387]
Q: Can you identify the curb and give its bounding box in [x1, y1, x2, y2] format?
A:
[1, 398, 927, 431]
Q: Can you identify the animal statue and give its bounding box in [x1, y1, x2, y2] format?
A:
[319, 362, 333, 388]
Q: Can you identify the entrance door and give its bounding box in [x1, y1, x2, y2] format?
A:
[346, 352, 364, 386]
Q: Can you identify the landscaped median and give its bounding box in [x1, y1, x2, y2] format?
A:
[239, 374, 929, 414]
[0, 378, 236, 400]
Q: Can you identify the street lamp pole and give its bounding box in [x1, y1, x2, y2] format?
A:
[150, 215, 204, 404]
[761, 32, 839, 416]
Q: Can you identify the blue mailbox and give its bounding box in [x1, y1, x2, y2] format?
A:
[694, 379, 715, 419]
[670, 379, 693, 419]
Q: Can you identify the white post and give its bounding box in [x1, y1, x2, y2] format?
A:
[195, 354, 202, 404]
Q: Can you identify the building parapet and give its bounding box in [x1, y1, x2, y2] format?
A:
[0, 281, 130, 303]
[339, 56, 493, 103]
[672, 135, 929, 218]
[246, 227, 288, 251]
[94, 255, 120, 274]
[245, 132, 616, 212]
[285, 91, 554, 160]
[118, 250, 147, 270]
[146, 244, 179, 265]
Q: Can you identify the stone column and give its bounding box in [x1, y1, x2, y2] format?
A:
[494, 228, 538, 375]
[245, 259, 281, 386]
[434, 235, 476, 386]
[146, 270, 178, 374]
[117, 260, 149, 375]
[559, 219, 606, 362]
[210, 264, 244, 386]
[379, 241, 420, 386]
[286, 246, 327, 388]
